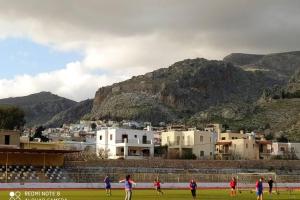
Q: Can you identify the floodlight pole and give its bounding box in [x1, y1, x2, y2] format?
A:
[43, 152, 46, 169]
[5, 152, 8, 183]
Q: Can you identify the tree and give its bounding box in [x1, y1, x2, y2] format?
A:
[265, 133, 274, 140]
[0, 105, 25, 130]
[90, 122, 97, 130]
[154, 145, 168, 158]
[276, 134, 289, 143]
[31, 126, 49, 142]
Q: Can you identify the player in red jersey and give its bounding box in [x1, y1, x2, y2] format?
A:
[229, 177, 237, 196]
[154, 177, 164, 195]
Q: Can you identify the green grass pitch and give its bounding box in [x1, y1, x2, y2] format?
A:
[0, 189, 299, 200]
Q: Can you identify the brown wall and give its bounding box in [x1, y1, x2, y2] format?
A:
[65, 159, 300, 170]
[0, 153, 64, 166]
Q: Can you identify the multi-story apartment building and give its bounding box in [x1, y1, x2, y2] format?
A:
[161, 127, 217, 159]
[96, 128, 155, 159]
[215, 131, 272, 160]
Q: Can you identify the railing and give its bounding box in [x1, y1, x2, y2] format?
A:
[167, 142, 194, 147]
[217, 150, 231, 154]
[115, 139, 152, 144]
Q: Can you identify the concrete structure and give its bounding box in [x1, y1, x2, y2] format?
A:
[215, 131, 272, 160]
[20, 137, 64, 150]
[272, 142, 300, 159]
[63, 141, 96, 152]
[0, 130, 20, 148]
[161, 128, 217, 159]
[205, 124, 223, 140]
[96, 128, 155, 159]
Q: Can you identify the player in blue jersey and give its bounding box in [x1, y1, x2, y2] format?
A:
[104, 175, 112, 196]
[256, 177, 264, 200]
[119, 175, 136, 200]
[189, 179, 197, 200]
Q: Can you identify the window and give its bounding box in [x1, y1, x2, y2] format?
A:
[210, 152, 212, 156]
[221, 137, 226, 140]
[110, 134, 113, 140]
[232, 137, 234, 139]
[200, 151, 204, 156]
[280, 147, 285, 152]
[200, 136, 204, 143]
[246, 144, 248, 149]
[291, 147, 295, 152]
[187, 136, 190, 145]
[99, 135, 102, 140]
[134, 135, 137, 138]
[253, 144, 255, 149]
[4, 135, 10, 145]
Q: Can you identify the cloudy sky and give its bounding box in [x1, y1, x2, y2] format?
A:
[0, 0, 300, 101]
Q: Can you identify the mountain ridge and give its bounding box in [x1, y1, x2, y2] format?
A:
[0, 92, 77, 126]
[91, 58, 283, 124]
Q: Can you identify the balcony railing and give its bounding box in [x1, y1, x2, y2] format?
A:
[216, 150, 231, 155]
[167, 142, 194, 147]
[116, 139, 152, 144]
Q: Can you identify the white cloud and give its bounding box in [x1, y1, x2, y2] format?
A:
[0, 0, 300, 100]
[0, 62, 127, 101]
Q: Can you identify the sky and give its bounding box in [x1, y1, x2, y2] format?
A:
[0, 0, 300, 101]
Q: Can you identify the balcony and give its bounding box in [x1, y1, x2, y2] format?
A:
[167, 141, 194, 148]
[115, 139, 152, 145]
[259, 150, 272, 159]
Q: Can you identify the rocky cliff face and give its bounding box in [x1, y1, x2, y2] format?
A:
[91, 58, 282, 124]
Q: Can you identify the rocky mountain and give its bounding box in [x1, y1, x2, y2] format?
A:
[91, 58, 282, 124]
[45, 99, 93, 128]
[224, 51, 300, 80]
[189, 69, 300, 141]
[0, 92, 77, 126]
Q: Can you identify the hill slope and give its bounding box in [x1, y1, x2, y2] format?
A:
[45, 99, 93, 127]
[91, 58, 282, 124]
[0, 92, 77, 126]
[224, 51, 300, 80]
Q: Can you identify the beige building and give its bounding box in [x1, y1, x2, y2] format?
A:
[161, 128, 217, 159]
[0, 130, 20, 148]
[215, 131, 272, 160]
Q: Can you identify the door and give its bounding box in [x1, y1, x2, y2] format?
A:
[122, 134, 128, 143]
[5, 135, 10, 145]
[142, 135, 147, 144]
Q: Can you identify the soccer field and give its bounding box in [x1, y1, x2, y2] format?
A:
[0, 189, 299, 200]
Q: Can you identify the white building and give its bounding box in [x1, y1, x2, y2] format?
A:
[161, 128, 217, 159]
[272, 142, 300, 159]
[96, 128, 155, 159]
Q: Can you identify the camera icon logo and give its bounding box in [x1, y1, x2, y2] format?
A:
[9, 191, 21, 200]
